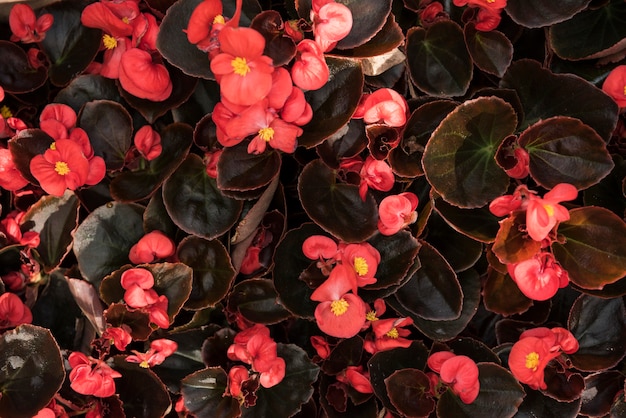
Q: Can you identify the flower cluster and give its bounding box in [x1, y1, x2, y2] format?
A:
[120, 268, 170, 329]
[490, 183, 577, 300]
[303, 235, 380, 338]
[363, 298, 413, 354]
[508, 327, 579, 390]
[68, 351, 122, 398]
[427, 351, 480, 404]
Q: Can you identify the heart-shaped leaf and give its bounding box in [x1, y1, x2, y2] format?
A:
[464, 24, 513, 78]
[298, 160, 378, 242]
[78, 100, 133, 171]
[505, 0, 591, 28]
[22, 190, 79, 272]
[227, 279, 291, 324]
[0, 41, 47, 94]
[163, 154, 243, 239]
[217, 143, 281, 192]
[298, 58, 364, 148]
[568, 294, 626, 371]
[177, 236, 236, 310]
[520, 116, 614, 190]
[500, 59, 618, 141]
[394, 240, 462, 321]
[423, 96, 516, 208]
[553, 207, 626, 290]
[73, 202, 145, 288]
[385, 369, 435, 418]
[406, 20, 473, 98]
[342, 13, 404, 58]
[110, 123, 194, 202]
[0, 325, 65, 418]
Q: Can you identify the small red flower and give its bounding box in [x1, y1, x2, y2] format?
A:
[30, 140, 91, 196]
[377, 192, 419, 236]
[428, 352, 480, 404]
[126, 338, 178, 368]
[602, 65, 626, 108]
[103, 325, 133, 351]
[337, 366, 374, 394]
[118, 48, 172, 101]
[525, 183, 577, 242]
[227, 365, 250, 398]
[365, 317, 413, 354]
[0, 148, 29, 191]
[340, 242, 380, 291]
[0, 292, 32, 329]
[291, 39, 330, 91]
[210, 27, 274, 106]
[310, 335, 331, 359]
[68, 352, 122, 398]
[80, 1, 138, 38]
[310, 0, 353, 52]
[302, 235, 339, 261]
[360, 88, 408, 127]
[453, 0, 507, 11]
[9, 3, 53, 43]
[507, 251, 569, 301]
[508, 336, 559, 390]
[359, 156, 394, 201]
[128, 230, 175, 264]
[134, 125, 162, 161]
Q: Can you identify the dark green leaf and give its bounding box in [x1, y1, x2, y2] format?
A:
[217, 143, 281, 192]
[78, 100, 133, 171]
[163, 154, 243, 239]
[110, 123, 194, 202]
[520, 116, 614, 189]
[464, 24, 513, 78]
[227, 279, 291, 324]
[580, 371, 625, 417]
[423, 96, 516, 208]
[553, 207, 626, 290]
[322, 336, 364, 375]
[0, 325, 65, 418]
[515, 389, 581, 418]
[337, 13, 404, 58]
[113, 356, 171, 418]
[8, 129, 55, 184]
[298, 160, 378, 242]
[0, 41, 47, 93]
[434, 196, 500, 243]
[506, 0, 591, 28]
[54, 75, 121, 114]
[406, 21, 473, 98]
[181, 367, 241, 418]
[73, 202, 145, 288]
[568, 294, 626, 371]
[22, 190, 79, 272]
[483, 268, 533, 316]
[385, 369, 434, 418]
[583, 155, 626, 218]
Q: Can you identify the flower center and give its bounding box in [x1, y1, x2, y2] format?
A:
[50, 142, 56, 150]
[365, 311, 378, 321]
[386, 327, 399, 339]
[486, 0, 495, 3]
[231, 57, 250, 76]
[103, 34, 118, 50]
[525, 351, 540, 371]
[543, 204, 555, 217]
[353, 257, 368, 276]
[623, 85, 626, 96]
[330, 298, 349, 316]
[213, 14, 225, 24]
[122, 16, 130, 24]
[0, 105, 12, 119]
[139, 360, 150, 368]
[54, 161, 71, 176]
[258, 127, 274, 142]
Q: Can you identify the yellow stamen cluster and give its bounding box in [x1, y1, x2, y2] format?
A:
[366, 311, 378, 321]
[525, 352, 540, 371]
[103, 34, 118, 50]
[623, 85, 626, 96]
[258, 127, 275, 142]
[213, 14, 225, 24]
[386, 327, 399, 339]
[330, 298, 349, 316]
[139, 360, 150, 368]
[54, 161, 71, 176]
[50, 142, 57, 150]
[122, 16, 130, 24]
[486, 0, 496, 3]
[353, 257, 368, 276]
[0, 105, 12, 119]
[231, 57, 250, 76]
[543, 204, 555, 217]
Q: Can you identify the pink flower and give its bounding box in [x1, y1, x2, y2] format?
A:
[360, 89, 408, 127]
[310, 335, 331, 359]
[128, 231, 175, 264]
[134, 125, 162, 160]
[428, 352, 480, 404]
[525, 183, 577, 242]
[0, 148, 29, 191]
[337, 366, 373, 394]
[0, 292, 32, 329]
[602, 65, 626, 108]
[310, 0, 353, 52]
[302, 235, 339, 261]
[377, 192, 419, 236]
[227, 365, 250, 398]
[103, 325, 133, 351]
[508, 336, 560, 390]
[211, 27, 274, 106]
[507, 251, 569, 301]
[9, 3, 53, 43]
[291, 39, 330, 91]
[126, 338, 178, 368]
[68, 352, 122, 398]
[359, 156, 394, 201]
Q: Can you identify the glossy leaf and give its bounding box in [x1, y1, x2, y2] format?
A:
[500, 59, 618, 141]
[113, 356, 171, 418]
[568, 294, 626, 371]
[553, 207, 626, 290]
[163, 154, 243, 239]
[406, 21, 472, 98]
[298, 58, 364, 148]
[67, 278, 107, 334]
[78, 100, 133, 171]
[0, 41, 47, 93]
[483, 268, 533, 316]
[423, 96, 516, 208]
[227, 279, 291, 324]
[54, 74, 122, 114]
[322, 336, 364, 375]
[505, 0, 591, 28]
[110, 123, 194, 202]
[73, 202, 145, 288]
[515, 389, 581, 418]
[464, 24, 513, 78]
[0, 325, 65, 418]
[394, 240, 462, 321]
[583, 155, 626, 219]
[520, 117, 614, 190]
[298, 160, 378, 242]
[492, 211, 542, 264]
[22, 190, 79, 272]
[385, 369, 434, 418]
[319, 373, 378, 417]
[181, 367, 240, 418]
[40, 2, 102, 86]
[105, 303, 153, 341]
[217, 143, 281, 192]
[177, 236, 236, 310]
[8, 128, 55, 184]
[434, 196, 500, 243]
[367, 341, 429, 414]
[549, 0, 626, 60]
[338, 13, 404, 58]
[437, 363, 524, 418]
[426, 212, 483, 273]
[250, 11, 296, 67]
[580, 371, 625, 417]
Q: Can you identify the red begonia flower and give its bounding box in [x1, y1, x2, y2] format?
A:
[100, 36, 129, 79]
[358, 156, 394, 201]
[340, 242, 380, 291]
[204, 149, 222, 178]
[602, 65, 626, 108]
[427, 351, 456, 373]
[0, 148, 29, 190]
[118, 48, 173, 101]
[126, 338, 178, 367]
[281, 86, 313, 125]
[210, 27, 274, 106]
[40, 103, 77, 131]
[68, 352, 122, 398]
[505, 147, 530, 179]
[133, 125, 162, 161]
[361, 88, 408, 127]
[30, 139, 91, 196]
[121, 267, 155, 290]
[103, 325, 133, 351]
[133, 13, 159, 51]
[9, 3, 53, 43]
[475, 7, 502, 31]
[525, 183, 577, 242]
[267, 67, 294, 110]
[508, 336, 560, 390]
[310, 335, 331, 359]
[240, 245, 263, 274]
[439, 355, 480, 404]
[147, 294, 170, 328]
[129, 230, 175, 264]
[0, 214, 40, 247]
[291, 39, 330, 91]
[2, 271, 26, 291]
[302, 235, 338, 260]
[337, 366, 374, 394]
[310, 0, 353, 52]
[258, 356, 286, 388]
[520, 327, 579, 355]
[377, 192, 419, 236]
[80, 1, 138, 37]
[227, 365, 250, 398]
[507, 252, 569, 301]
[185, 0, 223, 45]
[0, 292, 32, 329]
[453, 0, 507, 10]
[365, 317, 413, 353]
